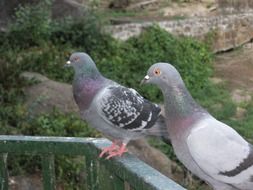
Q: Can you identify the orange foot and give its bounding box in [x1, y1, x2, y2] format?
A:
[99, 141, 128, 159]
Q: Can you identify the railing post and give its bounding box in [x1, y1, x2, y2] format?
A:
[85, 154, 99, 190]
[112, 175, 125, 190]
[42, 154, 56, 190]
[98, 163, 125, 190]
[0, 153, 8, 190]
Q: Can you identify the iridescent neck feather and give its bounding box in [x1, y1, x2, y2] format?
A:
[73, 63, 105, 110]
[162, 83, 205, 120]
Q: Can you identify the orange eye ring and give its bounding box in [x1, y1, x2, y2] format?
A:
[154, 68, 161, 76]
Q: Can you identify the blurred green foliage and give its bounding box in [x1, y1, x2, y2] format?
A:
[0, 1, 251, 189]
[4, 1, 52, 48]
[97, 25, 213, 101]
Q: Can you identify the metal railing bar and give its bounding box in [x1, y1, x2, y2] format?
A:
[85, 154, 99, 190]
[0, 153, 8, 190]
[0, 136, 96, 155]
[87, 138, 186, 190]
[42, 154, 56, 190]
[0, 136, 186, 190]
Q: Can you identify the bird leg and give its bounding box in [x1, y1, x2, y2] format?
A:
[105, 143, 128, 159]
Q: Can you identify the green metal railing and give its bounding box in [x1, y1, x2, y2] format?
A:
[0, 135, 185, 190]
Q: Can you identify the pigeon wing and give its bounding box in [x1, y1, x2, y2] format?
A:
[96, 85, 161, 132]
[187, 116, 253, 184]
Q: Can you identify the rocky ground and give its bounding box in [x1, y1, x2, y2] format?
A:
[214, 43, 253, 103]
[215, 43, 253, 93]
[212, 43, 253, 121]
[106, 0, 217, 22]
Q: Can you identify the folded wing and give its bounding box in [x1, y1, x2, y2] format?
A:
[96, 85, 161, 133]
[187, 116, 253, 184]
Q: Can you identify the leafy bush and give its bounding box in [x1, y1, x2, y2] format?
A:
[133, 26, 212, 94]
[50, 13, 112, 52]
[93, 26, 213, 102]
[5, 1, 52, 48]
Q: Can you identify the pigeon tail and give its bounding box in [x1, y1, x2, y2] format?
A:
[145, 115, 168, 136]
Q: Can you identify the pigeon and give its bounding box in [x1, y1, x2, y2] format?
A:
[65, 52, 166, 159]
[141, 62, 253, 190]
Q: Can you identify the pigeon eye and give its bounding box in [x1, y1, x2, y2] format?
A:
[73, 57, 80, 62]
[154, 68, 161, 76]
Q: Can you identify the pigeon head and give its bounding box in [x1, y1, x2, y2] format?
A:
[141, 63, 184, 88]
[66, 52, 100, 77]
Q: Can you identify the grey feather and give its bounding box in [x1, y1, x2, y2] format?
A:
[67, 52, 167, 147]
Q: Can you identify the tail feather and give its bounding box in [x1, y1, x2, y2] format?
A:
[146, 115, 170, 144]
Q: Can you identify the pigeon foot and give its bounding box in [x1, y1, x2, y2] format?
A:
[106, 143, 128, 159]
[99, 141, 128, 159]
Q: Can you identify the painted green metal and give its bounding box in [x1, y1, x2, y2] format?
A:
[42, 154, 56, 190]
[0, 135, 186, 190]
[112, 174, 125, 190]
[124, 181, 132, 190]
[0, 153, 8, 190]
[85, 154, 99, 190]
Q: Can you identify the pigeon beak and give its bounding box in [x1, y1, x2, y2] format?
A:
[64, 60, 71, 68]
[140, 75, 150, 85]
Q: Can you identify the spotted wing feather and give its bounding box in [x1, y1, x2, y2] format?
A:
[98, 86, 161, 132]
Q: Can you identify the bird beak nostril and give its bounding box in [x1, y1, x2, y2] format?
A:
[140, 75, 150, 85]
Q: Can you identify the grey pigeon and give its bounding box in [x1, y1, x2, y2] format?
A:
[66, 52, 165, 159]
[142, 62, 253, 190]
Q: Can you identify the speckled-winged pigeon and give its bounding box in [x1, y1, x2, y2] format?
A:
[66, 52, 165, 159]
[142, 62, 253, 190]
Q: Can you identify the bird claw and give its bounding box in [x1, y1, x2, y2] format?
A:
[105, 147, 128, 159]
[99, 143, 118, 158]
[99, 141, 128, 159]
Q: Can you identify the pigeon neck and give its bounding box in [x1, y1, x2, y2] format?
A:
[162, 83, 203, 120]
[73, 62, 100, 78]
[73, 66, 104, 110]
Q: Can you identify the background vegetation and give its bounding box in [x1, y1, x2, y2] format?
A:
[0, 1, 252, 189]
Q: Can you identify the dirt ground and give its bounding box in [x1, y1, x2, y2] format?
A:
[162, 0, 217, 18]
[214, 43, 253, 94]
[101, 0, 217, 21]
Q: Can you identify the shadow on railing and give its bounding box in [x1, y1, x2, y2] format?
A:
[0, 135, 185, 190]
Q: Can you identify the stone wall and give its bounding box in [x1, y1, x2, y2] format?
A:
[218, 0, 253, 12]
[107, 12, 253, 52]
